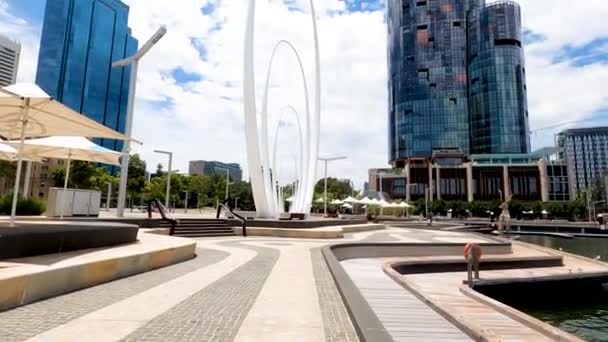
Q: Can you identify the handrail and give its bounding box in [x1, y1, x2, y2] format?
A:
[148, 199, 178, 235]
[217, 198, 247, 237]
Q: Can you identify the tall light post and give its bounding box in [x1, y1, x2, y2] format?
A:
[106, 182, 112, 210]
[318, 156, 347, 216]
[154, 149, 173, 209]
[183, 190, 189, 213]
[217, 167, 230, 200]
[113, 26, 167, 218]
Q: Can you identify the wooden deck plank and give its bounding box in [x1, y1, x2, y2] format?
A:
[341, 259, 472, 342]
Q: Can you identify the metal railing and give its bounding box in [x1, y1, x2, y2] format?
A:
[147, 199, 178, 235]
[216, 198, 247, 237]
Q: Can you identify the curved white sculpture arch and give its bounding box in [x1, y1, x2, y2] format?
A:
[243, 0, 321, 218]
[272, 105, 304, 213]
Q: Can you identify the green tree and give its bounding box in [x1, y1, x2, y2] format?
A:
[314, 178, 353, 200]
[52, 161, 96, 188]
[188, 174, 213, 207]
[125, 154, 147, 203]
[229, 181, 255, 211]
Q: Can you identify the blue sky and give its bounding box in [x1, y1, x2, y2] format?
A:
[2, 0, 608, 185]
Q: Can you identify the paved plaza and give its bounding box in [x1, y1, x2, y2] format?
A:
[0, 227, 479, 342]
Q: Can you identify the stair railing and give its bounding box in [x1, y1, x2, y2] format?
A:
[148, 199, 178, 235]
[217, 198, 247, 237]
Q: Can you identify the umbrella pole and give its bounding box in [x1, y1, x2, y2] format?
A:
[60, 154, 72, 219]
[10, 108, 29, 227]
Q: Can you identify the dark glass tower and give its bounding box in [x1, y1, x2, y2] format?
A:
[36, 0, 138, 153]
[467, 1, 530, 154]
[387, 0, 530, 164]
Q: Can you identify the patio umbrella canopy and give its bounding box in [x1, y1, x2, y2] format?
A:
[7, 136, 122, 219]
[0, 83, 128, 223]
[0, 139, 16, 160]
[7, 136, 122, 166]
[330, 199, 344, 205]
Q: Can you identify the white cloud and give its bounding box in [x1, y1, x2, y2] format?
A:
[3, 0, 608, 189]
[0, 2, 41, 82]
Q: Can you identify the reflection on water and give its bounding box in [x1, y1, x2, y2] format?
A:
[523, 293, 608, 342]
[518, 235, 608, 261]
[516, 235, 608, 341]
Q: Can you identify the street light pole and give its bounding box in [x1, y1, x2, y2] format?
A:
[183, 190, 188, 213]
[113, 26, 167, 218]
[318, 156, 347, 217]
[106, 182, 112, 210]
[154, 149, 173, 209]
[217, 168, 230, 200]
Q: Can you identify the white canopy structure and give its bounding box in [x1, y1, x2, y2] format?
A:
[357, 197, 374, 205]
[285, 196, 294, 203]
[7, 136, 122, 218]
[0, 83, 129, 224]
[314, 197, 324, 203]
[343, 196, 357, 203]
[398, 202, 413, 208]
[330, 199, 344, 205]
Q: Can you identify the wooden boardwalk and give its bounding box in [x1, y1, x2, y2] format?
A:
[341, 258, 471, 342]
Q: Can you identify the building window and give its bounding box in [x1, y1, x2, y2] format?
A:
[418, 69, 429, 81]
[416, 1, 427, 7]
[453, 21, 461, 27]
[449, 98, 457, 105]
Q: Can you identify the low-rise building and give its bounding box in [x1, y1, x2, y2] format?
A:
[369, 149, 571, 203]
[189, 160, 242, 182]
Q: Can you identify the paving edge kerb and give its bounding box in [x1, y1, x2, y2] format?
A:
[321, 245, 393, 342]
[0, 233, 196, 312]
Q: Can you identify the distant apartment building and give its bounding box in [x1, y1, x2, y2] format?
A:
[0, 34, 20, 86]
[559, 126, 608, 192]
[189, 160, 243, 182]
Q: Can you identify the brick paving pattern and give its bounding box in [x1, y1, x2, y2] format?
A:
[0, 248, 229, 342]
[311, 248, 359, 342]
[122, 242, 280, 342]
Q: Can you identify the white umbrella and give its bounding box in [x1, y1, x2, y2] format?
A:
[341, 203, 353, 208]
[285, 196, 294, 202]
[357, 197, 373, 205]
[314, 197, 324, 203]
[7, 136, 122, 218]
[398, 202, 412, 208]
[0, 83, 128, 224]
[330, 199, 344, 205]
[343, 196, 357, 203]
[0, 140, 17, 160]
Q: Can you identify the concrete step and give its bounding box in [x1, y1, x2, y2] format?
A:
[174, 227, 232, 232]
[174, 231, 236, 237]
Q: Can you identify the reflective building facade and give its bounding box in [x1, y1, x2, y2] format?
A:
[468, 1, 530, 154]
[36, 0, 138, 153]
[388, 0, 530, 164]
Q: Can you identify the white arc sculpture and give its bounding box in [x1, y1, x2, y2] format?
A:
[243, 0, 321, 218]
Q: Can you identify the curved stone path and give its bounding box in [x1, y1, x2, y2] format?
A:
[0, 227, 498, 342]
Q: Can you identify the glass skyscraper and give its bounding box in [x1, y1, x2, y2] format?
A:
[559, 127, 608, 192]
[387, 0, 530, 164]
[36, 0, 138, 153]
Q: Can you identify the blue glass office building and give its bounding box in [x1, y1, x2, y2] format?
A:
[36, 0, 138, 153]
[387, 0, 530, 164]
